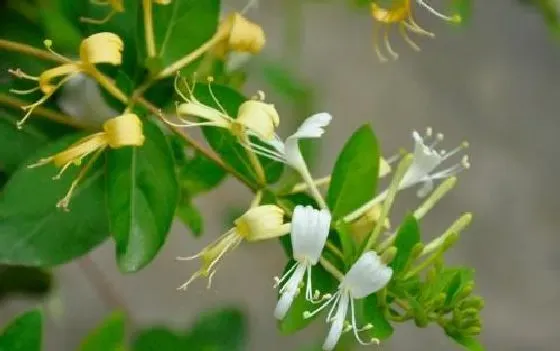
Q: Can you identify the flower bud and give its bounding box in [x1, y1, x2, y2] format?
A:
[459, 296, 485, 310]
[80, 32, 124, 65]
[349, 204, 390, 243]
[216, 13, 265, 56]
[103, 113, 145, 148]
[235, 100, 280, 140]
[234, 205, 289, 241]
[380, 246, 397, 265]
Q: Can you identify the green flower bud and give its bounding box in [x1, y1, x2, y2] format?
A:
[381, 246, 397, 265]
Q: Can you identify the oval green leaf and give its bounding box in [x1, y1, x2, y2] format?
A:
[79, 311, 126, 351]
[0, 135, 108, 266]
[327, 124, 379, 220]
[0, 309, 42, 351]
[106, 120, 178, 273]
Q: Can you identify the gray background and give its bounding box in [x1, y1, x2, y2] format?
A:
[2, 0, 560, 350]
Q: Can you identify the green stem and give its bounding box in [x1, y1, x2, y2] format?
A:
[319, 256, 344, 281]
[142, 0, 157, 58]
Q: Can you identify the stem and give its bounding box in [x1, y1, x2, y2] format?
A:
[78, 255, 134, 324]
[0, 93, 93, 130]
[300, 168, 327, 209]
[289, 175, 330, 194]
[319, 256, 344, 281]
[413, 177, 457, 220]
[325, 241, 344, 260]
[0, 39, 68, 63]
[156, 33, 224, 79]
[137, 97, 257, 191]
[88, 67, 128, 104]
[362, 155, 413, 253]
[240, 134, 267, 186]
[250, 190, 262, 208]
[142, 0, 157, 58]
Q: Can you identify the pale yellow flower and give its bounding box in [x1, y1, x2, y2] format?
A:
[370, 0, 461, 62]
[213, 12, 266, 58]
[28, 113, 144, 210]
[176, 205, 289, 290]
[9, 33, 124, 128]
[169, 76, 280, 143]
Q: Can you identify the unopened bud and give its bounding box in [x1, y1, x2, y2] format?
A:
[460, 296, 485, 310]
[234, 205, 289, 241]
[455, 282, 475, 301]
[464, 326, 482, 336]
[349, 205, 390, 243]
[380, 246, 397, 265]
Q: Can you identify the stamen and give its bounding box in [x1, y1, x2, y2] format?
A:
[374, 24, 388, 62]
[426, 127, 433, 137]
[404, 20, 434, 37]
[384, 28, 399, 60]
[206, 77, 229, 116]
[9, 87, 41, 95]
[400, 24, 421, 51]
[274, 262, 299, 289]
[303, 291, 339, 320]
[174, 73, 192, 103]
[350, 299, 378, 346]
[8, 68, 39, 81]
[240, 0, 259, 15]
[177, 271, 202, 291]
[416, 0, 456, 22]
[428, 133, 444, 149]
[43, 40, 69, 61]
[441, 141, 469, 160]
[207, 270, 217, 289]
[176, 252, 204, 261]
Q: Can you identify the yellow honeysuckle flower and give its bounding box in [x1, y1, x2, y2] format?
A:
[213, 12, 266, 58]
[28, 113, 144, 210]
[370, 0, 461, 62]
[176, 205, 290, 290]
[349, 204, 391, 244]
[169, 76, 280, 142]
[9, 33, 124, 128]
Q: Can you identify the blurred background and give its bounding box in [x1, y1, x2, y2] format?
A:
[2, 0, 560, 350]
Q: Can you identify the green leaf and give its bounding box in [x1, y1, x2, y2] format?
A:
[390, 214, 420, 275]
[176, 194, 203, 236]
[39, 0, 83, 51]
[140, 0, 220, 74]
[196, 83, 284, 185]
[0, 110, 50, 173]
[133, 328, 183, 351]
[334, 222, 357, 267]
[107, 120, 178, 273]
[178, 152, 227, 195]
[0, 265, 52, 300]
[185, 308, 247, 351]
[279, 264, 338, 334]
[0, 309, 42, 351]
[0, 134, 109, 266]
[133, 308, 246, 351]
[447, 333, 485, 351]
[78, 311, 126, 351]
[327, 125, 379, 220]
[357, 293, 394, 340]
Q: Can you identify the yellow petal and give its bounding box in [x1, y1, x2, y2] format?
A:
[218, 13, 265, 55]
[177, 102, 231, 128]
[80, 32, 124, 65]
[39, 64, 80, 95]
[103, 113, 145, 148]
[51, 133, 108, 167]
[235, 100, 279, 141]
[370, 2, 410, 23]
[235, 205, 289, 241]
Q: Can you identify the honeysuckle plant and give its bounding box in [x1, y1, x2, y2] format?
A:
[0, 0, 484, 350]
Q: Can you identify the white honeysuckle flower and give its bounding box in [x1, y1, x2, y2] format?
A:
[374, 127, 469, 203]
[302, 251, 393, 351]
[247, 112, 332, 174]
[274, 205, 331, 320]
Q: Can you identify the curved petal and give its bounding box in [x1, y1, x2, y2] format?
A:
[341, 251, 392, 299]
[291, 206, 331, 264]
[322, 292, 349, 351]
[274, 263, 307, 320]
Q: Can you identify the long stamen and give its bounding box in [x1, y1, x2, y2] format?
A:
[10, 87, 41, 95]
[400, 24, 420, 51]
[274, 262, 299, 289]
[404, 20, 435, 37]
[350, 299, 379, 346]
[326, 293, 341, 322]
[206, 77, 228, 115]
[416, 0, 455, 21]
[244, 141, 286, 164]
[304, 291, 339, 320]
[8, 68, 39, 81]
[43, 40, 69, 62]
[384, 27, 398, 60]
[441, 141, 469, 160]
[177, 271, 202, 290]
[374, 24, 388, 62]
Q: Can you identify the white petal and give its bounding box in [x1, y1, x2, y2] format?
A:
[340, 252, 392, 299]
[290, 113, 332, 140]
[291, 206, 331, 264]
[274, 263, 307, 320]
[322, 292, 349, 351]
